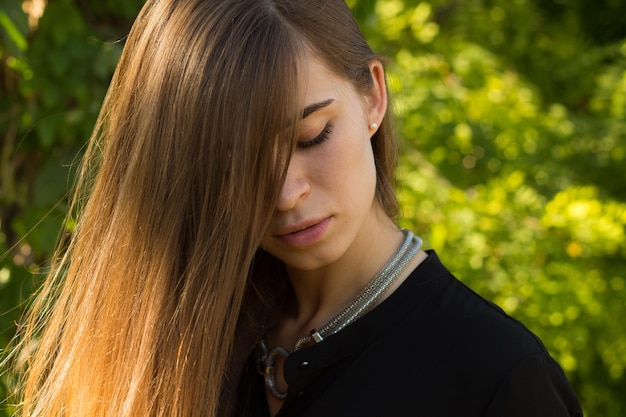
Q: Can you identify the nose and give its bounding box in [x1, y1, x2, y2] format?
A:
[276, 158, 310, 212]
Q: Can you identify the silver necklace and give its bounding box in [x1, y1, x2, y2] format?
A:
[257, 230, 422, 400]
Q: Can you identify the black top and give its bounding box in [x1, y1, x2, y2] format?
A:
[235, 251, 583, 417]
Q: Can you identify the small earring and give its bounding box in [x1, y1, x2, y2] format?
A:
[369, 122, 378, 130]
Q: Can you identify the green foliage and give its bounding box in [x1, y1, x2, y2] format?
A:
[1, 0, 625, 416]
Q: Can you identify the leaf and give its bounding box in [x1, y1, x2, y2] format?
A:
[0, 10, 27, 51]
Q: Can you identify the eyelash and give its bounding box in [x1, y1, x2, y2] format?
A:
[297, 122, 334, 149]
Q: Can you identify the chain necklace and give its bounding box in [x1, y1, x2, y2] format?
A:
[257, 229, 422, 400]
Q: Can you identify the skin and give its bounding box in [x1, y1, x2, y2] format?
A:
[261, 52, 427, 415]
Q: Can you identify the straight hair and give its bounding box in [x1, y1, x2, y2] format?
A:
[10, 1, 399, 416]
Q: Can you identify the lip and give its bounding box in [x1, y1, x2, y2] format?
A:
[274, 216, 331, 248]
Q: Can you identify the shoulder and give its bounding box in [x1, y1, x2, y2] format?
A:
[367, 251, 582, 415]
[380, 250, 564, 388]
[391, 250, 547, 361]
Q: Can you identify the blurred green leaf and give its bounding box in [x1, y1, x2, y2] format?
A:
[0, 11, 26, 51]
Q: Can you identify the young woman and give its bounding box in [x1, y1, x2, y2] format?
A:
[12, 1, 583, 416]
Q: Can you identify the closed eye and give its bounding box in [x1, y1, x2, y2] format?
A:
[297, 122, 334, 149]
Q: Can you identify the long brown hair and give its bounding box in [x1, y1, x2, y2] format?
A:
[11, 1, 398, 416]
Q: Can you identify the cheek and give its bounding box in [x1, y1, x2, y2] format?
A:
[323, 127, 377, 197]
[346, 122, 377, 173]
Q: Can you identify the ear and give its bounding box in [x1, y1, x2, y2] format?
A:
[365, 60, 388, 133]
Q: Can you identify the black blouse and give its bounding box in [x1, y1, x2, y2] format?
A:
[236, 251, 583, 417]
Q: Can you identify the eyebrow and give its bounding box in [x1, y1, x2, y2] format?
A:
[302, 99, 334, 119]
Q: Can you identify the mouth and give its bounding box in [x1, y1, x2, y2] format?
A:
[274, 217, 332, 247]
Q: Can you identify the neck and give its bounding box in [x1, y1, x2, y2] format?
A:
[280, 210, 405, 338]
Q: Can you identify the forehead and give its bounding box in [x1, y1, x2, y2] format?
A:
[299, 51, 356, 107]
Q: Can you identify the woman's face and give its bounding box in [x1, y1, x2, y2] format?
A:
[261, 53, 386, 272]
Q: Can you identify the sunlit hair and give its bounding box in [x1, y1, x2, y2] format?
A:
[10, 1, 398, 416]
